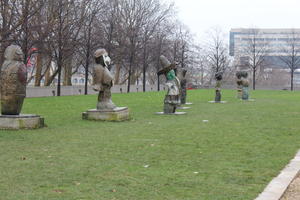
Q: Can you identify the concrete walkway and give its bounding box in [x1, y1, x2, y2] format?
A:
[255, 150, 300, 200]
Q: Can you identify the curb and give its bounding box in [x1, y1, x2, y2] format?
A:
[255, 150, 300, 200]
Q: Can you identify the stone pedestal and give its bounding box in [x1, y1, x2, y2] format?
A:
[208, 101, 227, 103]
[0, 114, 44, 130]
[177, 106, 191, 110]
[155, 112, 186, 115]
[82, 107, 130, 121]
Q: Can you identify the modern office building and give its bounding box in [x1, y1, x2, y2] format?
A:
[229, 28, 300, 69]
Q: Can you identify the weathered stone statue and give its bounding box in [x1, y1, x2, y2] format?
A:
[236, 71, 243, 99]
[0, 45, 44, 129]
[82, 48, 129, 121]
[180, 69, 187, 104]
[240, 71, 249, 100]
[92, 49, 116, 111]
[157, 55, 182, 114]
[214, 72, 223, 102]
[0, 45, 27, 115]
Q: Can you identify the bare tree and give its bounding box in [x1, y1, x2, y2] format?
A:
[240, 28, 269, 90]
[205, 27, 229, 84]
[279, 29, 300, 91]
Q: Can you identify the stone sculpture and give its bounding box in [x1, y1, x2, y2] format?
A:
[82, 48, 129, 121]
[240, 71, 249, 100]
[92, 49, 116, 111]
[236, 71, 243, 99]
[214, 72, 223, 103]
[0, 45, 27, 115]
[157, 55, 182, 114]
[0, 45, 44, 129]
[180, 69, 188, 105]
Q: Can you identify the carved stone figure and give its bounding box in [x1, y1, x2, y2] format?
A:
[0, 45, 27, 115]
[92, 49, 116, 111]
[240, 71, 249, 100]
[82, 48, 129, 121]
[0, 45, 44, 129]
[214, 72, 223, 102]
[236, 71, 243, 99]
[179, 69, 187, 104]
[157, 56, 181, 114]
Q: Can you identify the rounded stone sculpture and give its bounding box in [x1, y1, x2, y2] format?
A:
[0, 45, 44, 129]
[240, 71, 249, 100]
[0, 45, 27, 115]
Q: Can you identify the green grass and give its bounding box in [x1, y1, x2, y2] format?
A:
[0, 89, 300, 200]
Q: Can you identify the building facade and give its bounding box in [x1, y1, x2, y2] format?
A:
[230, 28, 300, 69]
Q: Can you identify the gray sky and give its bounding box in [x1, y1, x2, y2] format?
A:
[169, 0, 300, 40]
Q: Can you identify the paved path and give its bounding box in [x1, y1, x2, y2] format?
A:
[280, 173, 300, 200]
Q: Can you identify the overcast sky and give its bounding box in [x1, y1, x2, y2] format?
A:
[169, 0, 300, 40]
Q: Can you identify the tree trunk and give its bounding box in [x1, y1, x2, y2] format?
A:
[157, 75, 160, 91]
[291, 70, 294, 91]
[253, 69, 256, 90]
[63, 57, 72, 86]
[114, 63, 121, 85]
[84, 56, 89, 95]
[127, 54, 133, 93]
[45, 68, 59, 86]
[34, 53, 43, 86]
[44, 66, 51, 86]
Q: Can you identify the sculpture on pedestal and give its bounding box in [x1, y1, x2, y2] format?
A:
[214, 72, 223, 103]
[157, 55, 182, 114]
[0, 45, 27, 115]
[236, 71, 243, 99]
[180, 69, 188, 105]
[240, 71, 249, 100]
[82, 48, 129, 121]
[92, 49, 116, 111]
[0, 45, 44, 129]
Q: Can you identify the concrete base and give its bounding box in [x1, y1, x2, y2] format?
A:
[177, 107, 191, 110]
[241, 99, 255, 102]
[184, 102, 193, 105]
[82, 107, 130, 121]
[155, 112, 186, 115]
[208, 101, 227, 103]
[0, 114, 44, 130]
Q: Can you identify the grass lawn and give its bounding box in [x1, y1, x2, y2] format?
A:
[0, 89, 300, 200]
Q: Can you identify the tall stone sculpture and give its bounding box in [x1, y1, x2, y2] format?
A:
[92, 49, 116, 110]
[236, 71, 243, 99]
[0, 45, 44, 129]
[180, 69, 187, 104]
[82, 48, 129, 121]
[240, 71, 250, 100]
[156, 55, 184, 115]
[214, 72, 223, 102]
[0, 45, 26, 115]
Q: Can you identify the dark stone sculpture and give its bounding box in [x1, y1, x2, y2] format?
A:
[92, 49, 116, 110]
[240, 71, 249, 100]
[180, 69, 187, 105]
[157, 56, 181, 114]
[0, 45, 27, 115]
[236, 71, 243, 99]
[214, 72, 223, 103]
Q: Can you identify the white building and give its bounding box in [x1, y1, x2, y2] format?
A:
[229, 28, 300, 68]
